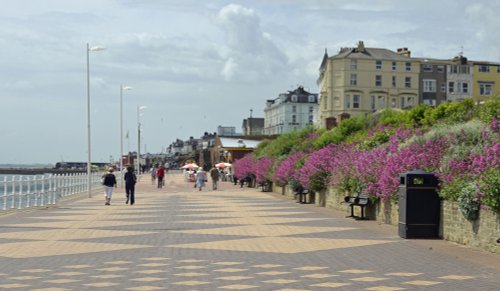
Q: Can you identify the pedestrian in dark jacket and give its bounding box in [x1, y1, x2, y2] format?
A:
[124, 166, 137, 205]
[102, 168, 117, 205]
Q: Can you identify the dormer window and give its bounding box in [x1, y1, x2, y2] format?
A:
[291, 95, 298, 102]
[308, 95, 315, 102]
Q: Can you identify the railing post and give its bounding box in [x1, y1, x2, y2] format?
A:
[2, 176, 7, 211]
[71, 173, 76, 195]
[54, 174, 60, 203]
[17, 175, 23, 210]
[10, 176, 15, 209]
[41, 174, 46, 207]
[26, 175, 31, 208]
[50, 174, 55, 205]
[34, 176, 39, 207]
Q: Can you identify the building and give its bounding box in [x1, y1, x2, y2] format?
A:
[217, 125, 239, 136]
[264, 86, 318, 135]
[318, 41, 420, 128]
[472, 60, 500, 103]
[417, 59, 448, 106]
[211, 136, 262, 165]
[447, 55, 473, 102]
[242, 117, 265, 136]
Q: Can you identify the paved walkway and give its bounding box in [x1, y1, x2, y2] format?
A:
[0, 171, 499, 290]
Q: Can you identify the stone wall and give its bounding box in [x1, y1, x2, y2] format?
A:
[441, 201, 499, 254]
[272, 185, 499, 255]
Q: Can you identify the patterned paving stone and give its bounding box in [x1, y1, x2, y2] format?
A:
[0, 172, 498, 290]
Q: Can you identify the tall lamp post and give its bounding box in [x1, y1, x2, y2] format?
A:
[120, 85, 132, 187]
[86, 43, 106, 198]
[137, 106, 147, 175]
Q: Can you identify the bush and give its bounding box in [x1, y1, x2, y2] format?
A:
[439, 177, 468, 201]
[458, 182, 481, 221]
[479, 169, 500, 211]
[474, 96, 500, 124]
[255, 127, 315, 158]
[313, 116, 368, 149]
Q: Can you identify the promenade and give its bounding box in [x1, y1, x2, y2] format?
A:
[0, 171, 499, 290]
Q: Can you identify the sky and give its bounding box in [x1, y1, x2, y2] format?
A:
[1, 0, 500, 165]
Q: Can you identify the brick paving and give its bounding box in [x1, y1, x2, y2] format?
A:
[0, 171, 499, 290]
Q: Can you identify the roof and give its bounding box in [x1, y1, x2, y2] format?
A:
[219, 137, 261, 149]
[267, 86, 318, 105]
[331, 47, 410, 61]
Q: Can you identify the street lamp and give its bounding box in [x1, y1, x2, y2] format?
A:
[120, 85, 132, 187]
[137, 106, 147, 175]
[86, 43, 106, 198]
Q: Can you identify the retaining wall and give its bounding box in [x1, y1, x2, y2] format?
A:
[272, 184, 499, 255]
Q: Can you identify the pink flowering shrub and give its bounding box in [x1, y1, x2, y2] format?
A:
[233, 154, 256, 179]
[273, 151, 305, 186]
[254, 156, 275, 184]
[297, 145, 337, 191]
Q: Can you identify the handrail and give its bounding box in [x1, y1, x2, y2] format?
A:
[0, 172, 103, 212]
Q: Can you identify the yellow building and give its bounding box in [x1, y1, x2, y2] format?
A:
[471, 61, 500, 103]
[318, 41, 420, 128]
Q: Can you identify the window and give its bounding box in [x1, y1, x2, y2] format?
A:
[392, 61, 397, 71]
[378, 96, 385, 109]
[440, 83, 446, 93]
[405, 62, 412, 71]
[351, 60, 357, 70]
[450, 65, 458, 74]
[292, 105, 296, 113]
[376, 60, 382, 69]
[479, 82, 493, 96]
[460, 66, 470, 74]
[400, 97, 405, 108]
[392, 76, 396, 87]
[345, 95, 351, 109]
[478, 65, 490, 73]
[391, 98, 396, 108]
[308, 115, 314, 123]
[405, 77, 411, 88]
[460, 82, 469, 93]
[308, 95, 315, 102]
[375, 75, 382, 87]
[497, 66, 500, 73]
[353, 95, 360, 109]
[437, 65, 445, 73]
[423, 79, 436, 92]
[448, 82, 455, 93]
[350, 74, 357, 86]
[291, 95, 298, 102]
[370, 96, 376, 110]
[309, 106, 314, 113]
[292, 115, 296, 123]
[407, 97, 413, 107]
[423, 64, 433, 72]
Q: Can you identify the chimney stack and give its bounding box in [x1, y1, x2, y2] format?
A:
[397, 47, 411, 57]
[356, 41, 366, 52]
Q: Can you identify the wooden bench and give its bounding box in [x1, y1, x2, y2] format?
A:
[344, 192, 371, 220]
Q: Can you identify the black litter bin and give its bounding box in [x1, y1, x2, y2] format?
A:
[398, 170, 440, 239]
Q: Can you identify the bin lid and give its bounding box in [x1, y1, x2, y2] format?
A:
[400, 169, 434, 176]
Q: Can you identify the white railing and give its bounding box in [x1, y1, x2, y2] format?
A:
[0, 172, 103, 211]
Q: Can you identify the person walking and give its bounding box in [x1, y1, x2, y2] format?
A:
[157, 165, 165, 189]
[102, 168, 117, 205]
[124, 166, 137, 205]
[209, 166, 220, 190]
[195, 166, 206, 191]
[150, 166, 157, 185]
